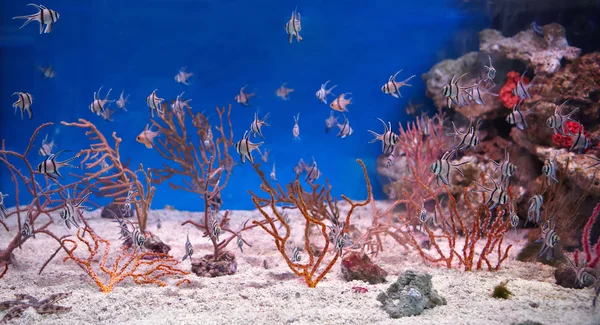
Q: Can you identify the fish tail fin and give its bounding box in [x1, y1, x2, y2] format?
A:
[13, 14, 39, 29]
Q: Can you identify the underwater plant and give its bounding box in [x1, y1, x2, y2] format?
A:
[249, 159, 371, 288]
[61, 227, 188, 293]
[492, 280, 513, 299]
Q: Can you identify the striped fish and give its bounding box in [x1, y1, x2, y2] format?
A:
[536, 218, 559, 261]
[418, 198, 442, 232]
[542, 155, 558, 185]
[512, 71, 536, 100]
[288, 242, 302, 262]
[381, 69, 416, 99]
[368, 118, 399, 154]
[89, 86, 114, 116]
[131, 226, 146, 249]
[568, 120, 590, 154]
[209, 213, 221, 242]
[336, 114, 353, 138]
[505, 99, 533, 130]
[316, 80, 337, 104]
[12, 92, 33, 120]
[305, 158, 322, 183]
[509, 207, 520, 235]
[430, 149, 470, 186]
[109, 210, 130, 240]
[146, 89, 164, 117]
[546, 100, 579, 135]
[285, 8, 302, 43]
[567, 257, 596, 288]
[483, 55, 496, 84]
[237, 235, 245, 253]
[441, 73, 472, 108]
[234, 130, 263, 164]
[234, 85, 255, 107]
[473, 176, 509, 211]
[36, 150, 80, 179]
[489, 149, 517, 188]
[181, 233, 194, 262]
[447, 118, 481, 151]
[21, 220, 35, 238]
[59, 192, 91, 230]
[13, 4, 60, 34]
[0, 192, 8, 220]
[250, 112, 270, 139]
[526, 194, 544, 226]
[465, 80, 498, 106]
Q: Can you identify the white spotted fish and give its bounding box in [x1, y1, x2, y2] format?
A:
[489, 149, 516, 188]
[330, 93, 352, 112]
[38, 133, 56, 157]
[336, 114, 353, 138]
[542, 155, 558, 185]
[39, 65, 56, 79]
[441, 73, 473, 108]
[447, 118, 481, 151]
[512, 71, 537, 100]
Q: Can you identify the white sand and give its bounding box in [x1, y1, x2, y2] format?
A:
[1, 201, 599, 325]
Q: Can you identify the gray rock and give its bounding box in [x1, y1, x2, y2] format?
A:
[376, 270, 446, 318]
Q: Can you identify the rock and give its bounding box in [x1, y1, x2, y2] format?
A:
[101, 203, 130, 219]
[376, 270, 446, 318]
[480, 23, 581, 75]
[535, 147, 600, 196]
[123, 235, 171, 257]
[341, 252, 388, 284]
[554, 261, 579, 288]
[191, 251, 237, 277]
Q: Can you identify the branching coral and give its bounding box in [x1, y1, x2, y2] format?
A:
[573, 200, 600, 269]
[61, 227, 188, 293]
[0, 292, 72, 323]
[61, 119, 156, 233]
[249, 159, 371, 288]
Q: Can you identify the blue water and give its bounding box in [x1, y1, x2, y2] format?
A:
[0, 1, 488, 211]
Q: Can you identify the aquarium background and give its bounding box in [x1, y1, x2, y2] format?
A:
[1, 0, 596, 211]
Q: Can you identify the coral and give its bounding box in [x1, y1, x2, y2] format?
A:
[480, 23, 581, 75]
[551, 121, 588, 151]
[61, 119, 156, 233]
[573, 200, 600, 269]
[0, 292, 72, 323]
[492, 280, 513, 299]
[500, 71, 529, 109]
[249, 159, 371, 288]
[61, 228, 189, 293]
[536, 147, 600, 196]
[340, 252, 388, 284]
[376, 270, 446, 318]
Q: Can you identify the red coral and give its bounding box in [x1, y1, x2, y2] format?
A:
[552, 121, 588, 151]
[500, 71, 529, 109]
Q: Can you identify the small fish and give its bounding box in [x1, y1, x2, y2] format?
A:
[542, 155, 559, 185]
[136, 124, 160, 149]
[36, 150, 80, 179]
[292, 113, 301, 140]
[181, 233, 194, 262]
[531, 21, 544, 37]
[261, 149, 270, 163]
[146, 89, 164, 117]
[330, 93, 352, 112]
[305, 158, 322, 183]
[526, 194, 544, 226]
[237, 235, 244, 253]
[483, 55, 496, 84]
[111, 212, 130, 240]
[39, 65, 56, 79]
[13, 3, 60, 34]
[465, 80, 498, 106]
[535, 217, 559, 261]
[328, 222, 353, 257]
[336, 114, 353, 138]
[131, 225, 146, 249]
[209, 214, 221, 242]
[0, 192, 9, 220]
[442, 73, 472, 109]
[489, 149, 516, 188]
[235, 85, 255, 107]
[250, 112, 270, 139]
[325, 110, 339, 133]
[59, 192, 91, 230]
[12, 92, 33, 120]
[447, 118, 481, 151]
[89, 86, 114, 116]
[174, 66, 193, 85]
[171, 91, 192, 119]
[316, 81, 337, 104]
[294, 159, 308, 175]
[21, 220, 35, 238]
[204, 127, 213, 148]
[506, 99, 533, 130]
[234, 130, 263, 164]
[381, 69, 416, 98]
[285, 8, 302, 43]
[508, 205, 520, 235]
[566, 256, 596, 288]
[276, 83, 294, 100]
[121, 185, 137, 217]
[38, 134, 55, 156]
[418, 199, 440, 232]
[546, 100, 579, 135]
[270, 163, 277, 181]
[368, 118, 399, 154]
[99, 107, 115, 122]
[116, 90, 129, 111]
[568, 120, 590, 154]
[430, 149, 470, 186]
[288, 242, 302, 262]
[472, 176, 509, 211]
[512, 71, 536, 100]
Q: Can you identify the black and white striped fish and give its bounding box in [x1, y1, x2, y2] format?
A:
[305, 158, 322, 183]
[489, 149, 517, 189]
[328, 222, 353, 257]
[546, 100, 579, 135]
[234, 130, 264, 164]
[285, 7, 302, 43]
[542, 155, 558, 185]
[506, 99, 533, 130]
[441, 73, 472, 109]
[568, 120, 590, 154]
[536, 218, 559, 261]
[171, 91, 192, 119]
[131, 226, 146, 249]
[508, 205, 520, 235]
[567, 256, 596, 288]
[209, 213, 221, 242]
[512, 71, 536, 100]
[146, 89, 164, 117]
[447, 118, 481, 151]
[89, 86, 114, 116]
[336, 114, 353, 138]
[13, 4, 60, 34]
[465, 80, 498, 106]
[430, 149, 470, 186]
[288, 242, 301, 262]
[181, 233, 194, 262]
[483, 55, 496, 85]
[121, 186, 137, 218]
[473, 175, 509, 211]
[36, 150, 80, 179]
[316, 80, 337, 104]
[0, 192, 9, 220]
[21, 220, 35, 238]
[526, 194, 544, 226]
[418, 198, 441, 232]
[12, 92, 33, 120]
[381, 69, 416, 99]
[250, 112, 270, 139]
[368, 118, 399, 154]
[59, 192, 91, 230]
[237, 234, 245, 253]
[108, 209, 130, 240]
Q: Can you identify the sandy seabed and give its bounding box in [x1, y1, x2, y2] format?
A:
[1, 201, 599, 325]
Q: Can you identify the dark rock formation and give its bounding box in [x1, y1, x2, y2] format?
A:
[340, 252, 388, 284]
[191, 251, 237, 277]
